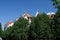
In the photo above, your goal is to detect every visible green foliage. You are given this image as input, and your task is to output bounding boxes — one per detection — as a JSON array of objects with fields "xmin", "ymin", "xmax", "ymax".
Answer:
[
  {"xmin": 52, "ymin": 0, "xmax": 60, "ymax": 40},
  {"xmin": 28, "ymin": 17, "xmax": 36, "ymax": 40},
  {"xmin": 2, "ymin": 13, "xmax": 55, "ymax": 40},
  {"xmin": 54, "ymin": 13, "xmax": 60, "ymax": 40},
  {"xmin": 28, "ymin": 13, "xmax": 53, "ymax": 40},
  {"xmin": 3, "ymin": 17, "xmax": 29, "ymax": 40},
  {"xmin": 52, "ymin": 0, "xmax": 60, "ymax": 9},
  {"xmin": 36, "ymin": 13, "xmax": 53, "ymax": 40},
  {"xmin": 0, "ymin": 0, "xmax": 60, "ymax": 40},
  {"xmin": 0, "ymin": 23, "xmax": 3, "ymax": 37},
  {"xmin": 56, "ymin": 9, "xmax": 60, "ymax": 17}
]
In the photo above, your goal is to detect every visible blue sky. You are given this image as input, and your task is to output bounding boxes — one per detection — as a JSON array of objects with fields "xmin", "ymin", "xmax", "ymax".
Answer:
[{"xmin": 0, "ymin": 0, "xmax": 57, "ymax": 30}]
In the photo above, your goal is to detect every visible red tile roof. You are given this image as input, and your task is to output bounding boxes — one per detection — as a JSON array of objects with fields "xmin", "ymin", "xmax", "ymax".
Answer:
[{"xmin": 5, "ymin": 21, "xmax": 12, "ymax": 27}]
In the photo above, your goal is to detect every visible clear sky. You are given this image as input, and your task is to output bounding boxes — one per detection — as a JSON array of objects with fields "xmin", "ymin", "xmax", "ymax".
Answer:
[{"xmin": 0, "ymin": 0, "xmax": 57, "ymax": 30}]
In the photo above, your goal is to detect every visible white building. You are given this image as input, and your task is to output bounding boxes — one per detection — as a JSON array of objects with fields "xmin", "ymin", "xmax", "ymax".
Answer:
[{"xmin": 47, "ymin": 12, "xmax": 55, "ymax": 18}]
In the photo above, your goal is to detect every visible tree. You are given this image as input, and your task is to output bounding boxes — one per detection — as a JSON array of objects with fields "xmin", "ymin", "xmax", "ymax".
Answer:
[
  {"xmin": 3, "ymin": 17, "xmax": 29, "ymax": 40},
  {"xmin": 36, "ymin": 13, "xmax": 53, "ymax": 40},
  {"xmin": 52, "ymin": 0, "xmax": 60, "ymax": 9},
  {"xmin": 28, "ymin": 13, "xmax": 53, "ymax": 40},
  {"xmin": 52, "ymin": 0, "xmax": 60, "ymax": 16},
  {"xmin": 52, "ymin": 0, "xmax": 60, "ymax": 40},
  {"xmin": 28, "ymin": 17, "xmax": 36, "ymax": 40},
  {"xmin": 0, "ymin": 23, "xmax": 2, "ymax": 37},
  {"xmin": 13, "ymin": 17, "xmax": 29, "ymax": 40}
]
